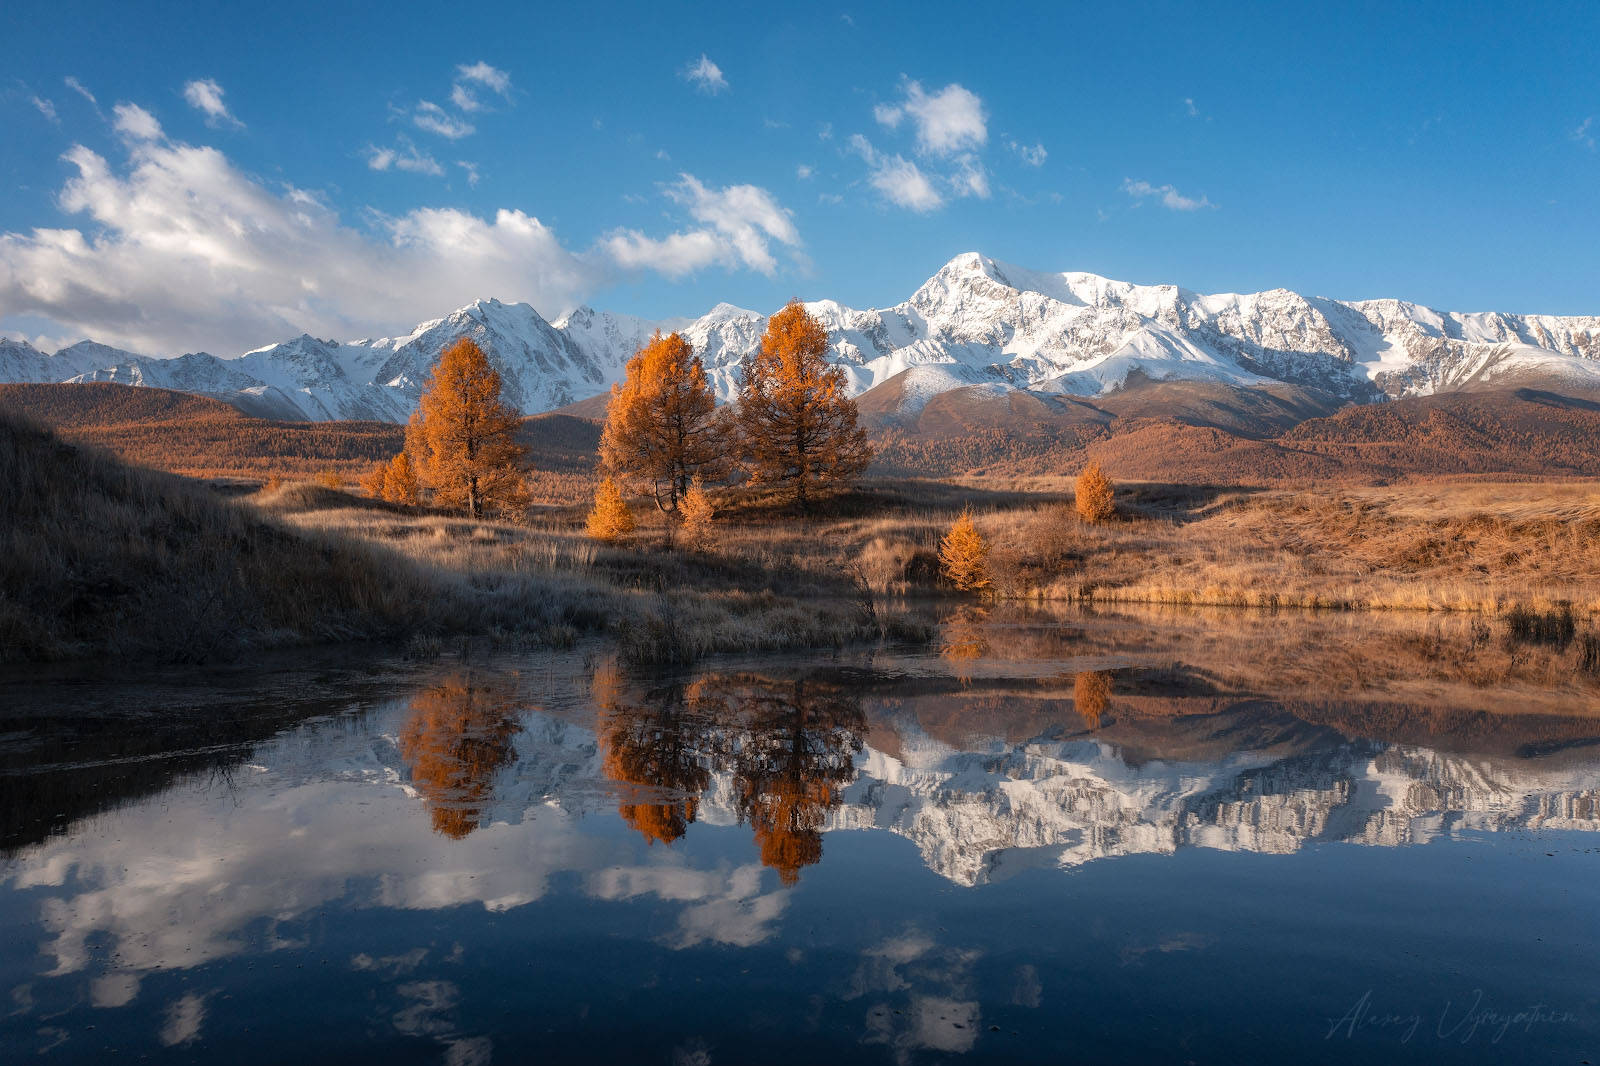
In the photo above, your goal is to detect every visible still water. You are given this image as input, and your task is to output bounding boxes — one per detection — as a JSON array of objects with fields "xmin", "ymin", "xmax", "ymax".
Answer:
[{"xmin": 2, "ymin": 608, "xmax": 1598, "ymax": 1063}]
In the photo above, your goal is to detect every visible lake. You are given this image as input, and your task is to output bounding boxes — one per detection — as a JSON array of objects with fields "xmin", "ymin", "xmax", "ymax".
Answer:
[{"xmin": 3, "ymin": 606, "xmax": 1598, "ymax": 1064}]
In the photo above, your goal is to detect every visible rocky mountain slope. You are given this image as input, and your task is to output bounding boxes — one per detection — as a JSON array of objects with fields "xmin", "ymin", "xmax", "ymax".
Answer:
[{"xmin": 4, "ymin": 253, "xmax": 1599, "ymax": 422}]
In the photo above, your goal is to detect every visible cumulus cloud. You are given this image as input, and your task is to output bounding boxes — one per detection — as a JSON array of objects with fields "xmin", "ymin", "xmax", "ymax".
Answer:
[
  {"xmin": 602, "ymin": 173, "xmax": 799, "ymax": 278},
  {"xmin": 796, "ymin": 164, "xmax": 814, "ymax": 180},
  {"xmin": 1184, "ymin": 97, "xmax": 1200, "ymax": 118},
  {"xmin": 849, "ymin": 135, "xmax": 944, "ymax": 212},
  {"xmin": 1122, "ymin": 178, "xmax": 1215, "ymax": 211},
  {"xmin": 873, "ymin": 79, "xmax": 986, "ymax": 157},
  {"xmin": 112, "ymin": 102, "xmax": 162, "ymax": 141},
  {"xmin": 1005, "ymin": 138, "xmax": 1046, "ymax": 167},
  {"xmin": 413, "ymin": 100, "xmax": 474, "ymax": 140},
  {"xmin": 450, "ymin": 62, "xmax": 512, "ymax": 113},
  {"xmin": 31, "ymin": 96, "xmax": 58, "ymax": 123},
  {"xmin": 682, "ymin": 54, "xmax": 728, "ymax": 94},
  {"xmin": 456, "ymin": 161, "xmax": 480, "ymax": 186},
  {"xmin": 0, "ymin": 132, "xmax": 606, "ymax": 356},
  {"xmin": 183, "ymin": 79, "xmax": 243, "ymax": 128}
]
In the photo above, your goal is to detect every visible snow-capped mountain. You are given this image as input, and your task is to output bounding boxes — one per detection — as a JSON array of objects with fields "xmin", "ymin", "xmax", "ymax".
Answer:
[{"xmin": 4, "ymin": 252, "xmax": 1599, "ymax": 422}]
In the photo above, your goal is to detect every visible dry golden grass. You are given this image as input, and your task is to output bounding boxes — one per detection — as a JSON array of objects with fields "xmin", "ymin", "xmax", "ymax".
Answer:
[
  {"xmin": 914, "ymin": 477, "xmax": 1600, "ymax": 616},
  {"xmin": 262, "ymin": 483, "xmax": 932, "ymax": 667}
]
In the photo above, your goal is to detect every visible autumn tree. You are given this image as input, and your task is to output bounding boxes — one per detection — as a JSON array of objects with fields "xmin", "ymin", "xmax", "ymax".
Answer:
[
  {"xmin": 359, "ymin": 461, "xmax": 388, "ymax": 499},
  {"xmin": 735, "ymin": 300, "xmax": 870, "ymax": 509},
  {"xmin": 1076, "ymin": 459, "xmax": 1115, "ymax": 523},
  {"xmin": 361, "ymin": 451, "xmax": 420, "ymax": 504},
  {"xmin": 939, "ymin": 509, "xmax": 992, "ymax": 593},
  {"xmin": 383, "ymin": 450, "xmax": 420, "ymax": 504},
  {"xmin": 586, "ymin": 476, "xmax": 636, "ymax": 542},
  {"xmin": 677, "ymin": 477, "xmax": 715, "ymax": 551},
  {"xmin": 408, "ymin": 337, "xmax": 528, "ymax": 518},
  {"xmin": 600, "ymin": 331, "xmax": 728, "ymax": 512}
]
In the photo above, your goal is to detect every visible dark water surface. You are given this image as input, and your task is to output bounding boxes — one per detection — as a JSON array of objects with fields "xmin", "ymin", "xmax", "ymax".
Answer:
[{"xmin": 3, "ymin": 609, "xmax": 1598, "ymax": 1064}]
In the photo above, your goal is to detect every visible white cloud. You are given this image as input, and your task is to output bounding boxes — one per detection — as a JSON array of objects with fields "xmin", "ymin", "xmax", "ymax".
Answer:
[
  {"xmin": 31, "ymin": 96, "xmax": 58, "ymax": 123},
  {"xmin": 818, "ymin": 121, "xmax": 833, "ymax": 142},
  {"xmin": 413, "ymin": 101, "xmax": 474, "ymax": 140},
  {"xmin": 849, "ymin": 135, "xmax": 944, "ymax": 212},
  {"xmin": 1573, "ymin": 117, "xmax": 1595, "ymax": 151},
  {"xmin": 602, "ymin": 173, "xmax": 799, "ymax": 278},
  {"xmin": 796, "ymin": 164, "xmax": 814, "ymax": 180},
  {"xmin": 1122, "ymin": 178, "xmax": 1215, "ymax": 211},
  {"xmin": 949, "ymin": 154, "xmax": 989, "ymax": 199},
  {"xmin": 182, "ymin": 79, "xmax": 243, "ymax": 128},
  {"xmin": 63, "ymin": 76, "xmax": 101, "ymax": 113},
  {"xmin": 112, "ymin": 103, "xmax": 163, "ymax": 141},
  {"xmin": 0, "ymin": 132, "xmax": 604, "ymax": 356},
  {"xmin": 456, "ymin": 161, "xmax": 480, "ymax": 187},
  {"xmin": 682, "ymin": 54, "xmax": 728, "ymax": 94},
  {"xmin": 450, "ymin": 62, "xmax": 512, "ymax": 113},
  {"xmin": 1005, "ymin": 138, "xmax": 1047, "ymax": 167},
  {"xmin": 366, "ymin": 138, "xmax": 443, "ymax": 176},
  {"xmin": 1184, "ymin": 97, "xmax": 1200, "ymax": 118},
  {"xmin": 456, "ymin": 61, "xmax": 511, "ymax": 95},
  {"xmin": 875, "ymin": 79, "xmax": 986, "ymax": 157}
]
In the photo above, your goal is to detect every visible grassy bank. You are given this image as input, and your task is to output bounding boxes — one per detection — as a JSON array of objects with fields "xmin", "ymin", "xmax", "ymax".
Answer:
[
  {"xmin": 0, "ymin": 413, "xmax": 925, "ymax": 664},
  {"xmin": 598, "ymin": 476, "xmax": 1599, "ymax": 617},
  {"xmin": 8, "ymin": 400, "xmax": 1597, "ymax": 666}
]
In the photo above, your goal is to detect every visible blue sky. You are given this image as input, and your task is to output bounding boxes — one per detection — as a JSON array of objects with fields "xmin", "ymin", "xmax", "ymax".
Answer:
[{"xmin": 2, "ymin": 0, "xmax": 1597, "ymax": 357}]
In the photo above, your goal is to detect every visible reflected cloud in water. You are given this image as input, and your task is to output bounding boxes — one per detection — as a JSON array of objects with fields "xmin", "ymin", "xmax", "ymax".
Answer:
[{"xmin": 4, "ymin": 607, "xmax": 1600, "ymax": 1061}]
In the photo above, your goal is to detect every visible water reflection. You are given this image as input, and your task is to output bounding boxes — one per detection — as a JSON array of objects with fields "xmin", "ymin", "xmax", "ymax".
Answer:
[
  {"xmin": 4, "ymin": 608, "xmax": 1600, "ymax": 1063},
  {"xmin": 1074, "ymin": 670, "xmax": 1110, "ymax": 728},
  {"xmin": 698, "ymin": 675, "xmax": 865, "ymax": 885},
  {"xmin": 399, "ymin": 672, "xmax": 523, "ymax": 839},
  {"xmin": 597, "ymin": 669, "xmax": 866, "ymax": 883},
  {"xmin": 596, "ymin": 664, "xmax": 710, "ymax": 846}
]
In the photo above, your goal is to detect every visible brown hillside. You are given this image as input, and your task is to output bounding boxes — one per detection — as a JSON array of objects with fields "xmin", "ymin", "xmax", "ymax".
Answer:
[
  {"xmin": 0, "ymin": 383, "xmax": 605, "ymax": 492},
  {"xmin": 0, "ymin": 383, "xmax": 403, "ymax": 480}
]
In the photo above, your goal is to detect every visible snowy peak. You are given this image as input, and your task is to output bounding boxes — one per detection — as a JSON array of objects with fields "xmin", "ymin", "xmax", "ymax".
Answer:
[{"xmin": 4, "ymin": 254, "xmax": 1599, "ymax": 422}]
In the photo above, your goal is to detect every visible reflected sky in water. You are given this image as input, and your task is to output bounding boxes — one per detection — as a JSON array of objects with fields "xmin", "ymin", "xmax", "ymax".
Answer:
[{"xmin": 3, "ymin": 608, "xmax": 1599, "ymax": 1063}]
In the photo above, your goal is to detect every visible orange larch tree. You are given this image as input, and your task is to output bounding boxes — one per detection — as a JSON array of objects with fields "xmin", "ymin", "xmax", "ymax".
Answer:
[
  {"xmin": 408, "ymin": 337, "xmax": 528, "ymax": 518},
  {"xmin": 1075, "ymin": 459, "xmax": 1115, "ymax": 523},
  {"xmin": 734, "ymin": 300, "xmax": 870, "ymax": 509},
  {"xmin": 599, "ymin": 330, "xmax": 728, "ymax": 512}
]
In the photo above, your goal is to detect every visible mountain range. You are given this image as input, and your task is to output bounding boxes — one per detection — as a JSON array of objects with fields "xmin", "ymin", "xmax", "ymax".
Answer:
[{"xmin": 4, "ymin": 252, "xmax": 1599, "ymax": 424}]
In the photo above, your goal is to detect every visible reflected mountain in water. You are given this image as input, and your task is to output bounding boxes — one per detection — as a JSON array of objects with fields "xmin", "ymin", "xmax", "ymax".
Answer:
[{"xmin": 384, "ymin": 663, "xmax": 1600, "ymax": 888}]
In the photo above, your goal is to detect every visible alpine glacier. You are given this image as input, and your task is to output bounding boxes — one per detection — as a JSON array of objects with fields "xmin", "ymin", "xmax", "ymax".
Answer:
[{"xmin": 4, "ymin": 252, "xmax": 1599, "ymax": 422}]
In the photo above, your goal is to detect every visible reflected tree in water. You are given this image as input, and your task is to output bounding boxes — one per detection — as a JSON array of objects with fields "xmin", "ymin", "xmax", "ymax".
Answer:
[
  {"xmin": 398, "ymin": 672, "xmax": 524, "ymax": 839},
  {"xmin": 594, "ymin": 661, "xmax": 712, "ymax": 846},
  {"xmin": 939, "ymin": 607, "xmax": 992, "ymax": 685},
  {"xmin": 692, "ymin": 675, "xmax": 867, "ymax": 885},
  {"xmin": 1075, "ymin": 671, "xmax": 1111, "ymax": 729}
]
